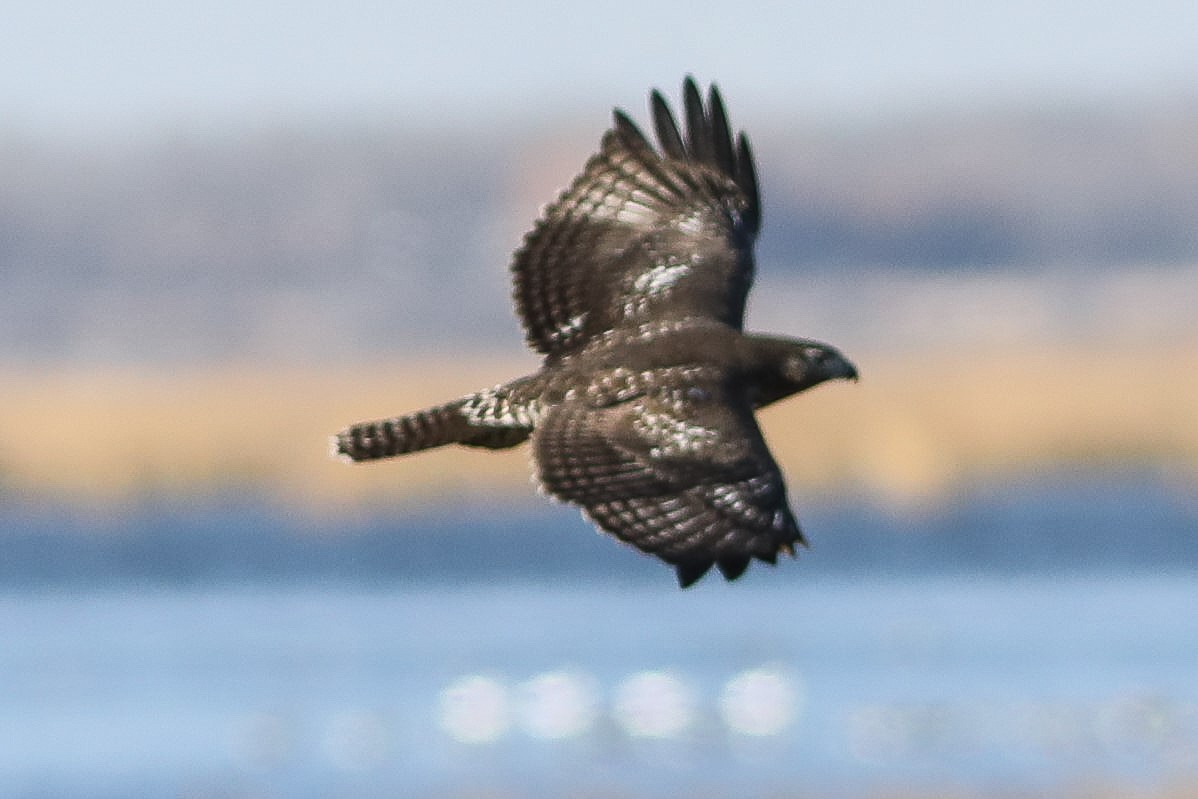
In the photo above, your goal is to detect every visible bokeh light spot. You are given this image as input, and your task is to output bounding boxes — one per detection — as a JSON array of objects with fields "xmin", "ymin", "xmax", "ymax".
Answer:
[
  {"xmin": 438, "ymin": 675, "xmax": 511, "ymax": 744},
  {"xmin": 719, "ymin": 666, "xmax": 803, "ymax": 737},
  {"xmin": 518, "ymin": 670, "xmax": 600, "ymax": 740},
  {"xmin": 612, "ymin": 670, "xmax": 696, "ymax": 739}
]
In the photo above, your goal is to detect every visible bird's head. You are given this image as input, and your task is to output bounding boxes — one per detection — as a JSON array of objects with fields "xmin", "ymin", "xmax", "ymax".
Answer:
[
  {"xmin": 749, "ymin": 336, "xmax": 857, "ymax": 408},
  {"xmin": 786, "ymin": 341, "xmax": 858, "ymax": 388}
]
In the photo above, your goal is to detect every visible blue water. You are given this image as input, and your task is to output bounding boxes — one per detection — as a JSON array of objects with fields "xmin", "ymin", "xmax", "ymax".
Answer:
[
  {"xmin": 2, "ymin": 471, "xmax": 1196, "ymax": 797},
  {"xmin": 3, "ymin": 576, "xmax": 1196, "ymax": 798}
]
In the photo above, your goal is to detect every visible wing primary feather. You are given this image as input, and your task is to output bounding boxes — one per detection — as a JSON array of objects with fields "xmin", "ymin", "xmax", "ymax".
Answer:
[
  {"xmin": 736, "ymin": 133, "xmax": 762, "ymax": 235},
  {"xmin": 716, "ymin": 556, "xmax": 751, "ymax": 581},
  {"xmin": 676, "ymin": 560, "xmax": 714, "ymax": 588},
  {"xmin": 608, "ymin": 119, "xmax": 691, "ymax": 203},
  {"xmin": 682, "ymin": 77, "xmax": 714, "ymax": 166},
  {"xmin": 650, "ymin": 90, "xmax": 687, "ymax": 161},
  {"xmin": 612, "ymin": 110, "xmax": 650, "ymax": 149},
  {"xmin": 621, "ymin": 109, "xmax": 703, "ymax": 201},
  {"xmin": 707, "ymin": 84, "xmax": 737, "ymax": 176}
]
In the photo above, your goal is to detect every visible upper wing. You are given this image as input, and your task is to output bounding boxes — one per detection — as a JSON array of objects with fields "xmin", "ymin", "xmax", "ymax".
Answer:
[
  {"xmin": 511, "ymin": 77, "xmax": 761, "ymax": 361},
  {"xmin": 531, "ymin": 381, "xmax": 803, "ymax": 587}
]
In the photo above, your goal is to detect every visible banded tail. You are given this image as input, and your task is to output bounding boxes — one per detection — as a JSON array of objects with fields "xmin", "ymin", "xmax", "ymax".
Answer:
[{"xmin": 333, "ymin": 396, "xmax": 531, "ymax": 462}]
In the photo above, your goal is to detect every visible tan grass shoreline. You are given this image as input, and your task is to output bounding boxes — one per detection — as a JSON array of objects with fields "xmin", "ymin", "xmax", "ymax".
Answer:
[{"xmin": 2, "ymin": 340, "xmax": 1195, "ymax": 513}]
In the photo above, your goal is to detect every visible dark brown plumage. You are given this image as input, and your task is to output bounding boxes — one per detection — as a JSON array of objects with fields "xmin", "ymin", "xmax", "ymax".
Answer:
[{"xmin": 334, "ymin": 77, "xmax": 857, "ymax": 587}]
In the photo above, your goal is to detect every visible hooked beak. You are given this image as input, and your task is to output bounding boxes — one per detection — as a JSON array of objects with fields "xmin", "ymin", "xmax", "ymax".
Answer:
[{"xmin": 832, "ymin": 353, "xmax": 859, "ymax": 382}]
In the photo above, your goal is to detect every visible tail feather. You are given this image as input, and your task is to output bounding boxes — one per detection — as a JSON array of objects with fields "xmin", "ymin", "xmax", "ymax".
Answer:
[
  {"xmin": 334, "ymin": 400, "xmax": 473, "ymax": 462},
  {"xmin": 333, "ymin": 397, "xmax": 530, "ymax": 462}
]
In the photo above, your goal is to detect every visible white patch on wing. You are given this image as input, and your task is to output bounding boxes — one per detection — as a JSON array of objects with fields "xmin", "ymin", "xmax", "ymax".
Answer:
[
  {"xmin": 613, "ymin": 202, "xmax": 657, "ymax": 226},
  {"xmin": 634, "ymin": 262, "xmax": 690, "ymax": 296},
  {"xmin": 550, "ymin": 313, "xmax": 586, "ymax": 347},
  {"xmin": 708, "ymin": 474, "xmax": 780, "ymax": 529},
  {"xmin": 579, "ymin": 169, "xmax": 660, "ymax": 228},
  {"xmin": 633, "ymin": 403, "xmax": 721, "ymax": 461},
  {"xmin": 675, "ymin": 209, "xmax": 707, "ymax": 235},
  {"xmin": 623, "ymin": 261, "xmax": 691, "ymax": 318}
]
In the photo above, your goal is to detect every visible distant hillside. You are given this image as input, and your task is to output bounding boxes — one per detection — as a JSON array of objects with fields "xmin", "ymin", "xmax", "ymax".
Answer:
[
  {"xmin": 2, "ymin": 97, "xmax": 1198, "ymax": 364},
  {"xmin": 757, "ymin": 100, "xmax": 1198, "ymax": 270}
]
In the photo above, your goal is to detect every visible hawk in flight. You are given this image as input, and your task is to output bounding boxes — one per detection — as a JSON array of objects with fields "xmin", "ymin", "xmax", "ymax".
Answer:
[{"xmin": 334, "ymin": 78, "xmax": 857, "ymax": 587}]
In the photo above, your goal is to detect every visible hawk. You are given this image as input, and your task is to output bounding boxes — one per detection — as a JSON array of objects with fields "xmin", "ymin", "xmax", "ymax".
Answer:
[{"xmin": 334, "ymin": 78, "xmax": 857, "ymax": 587}]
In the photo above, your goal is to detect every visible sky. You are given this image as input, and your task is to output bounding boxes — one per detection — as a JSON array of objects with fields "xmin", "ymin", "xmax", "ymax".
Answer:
[{"xmin": 5, "ymin": 0, "xmax": 1198, "ymax": 138}]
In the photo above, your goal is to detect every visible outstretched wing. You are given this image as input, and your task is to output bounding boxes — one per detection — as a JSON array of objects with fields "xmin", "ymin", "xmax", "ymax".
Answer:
[
  {"xmin": 512, "ymin": 77, "xmax": 761, "ymax": 361},
  {"xmin": 531, "ymin": 382, "xmax": 803, "ymax": 587}
]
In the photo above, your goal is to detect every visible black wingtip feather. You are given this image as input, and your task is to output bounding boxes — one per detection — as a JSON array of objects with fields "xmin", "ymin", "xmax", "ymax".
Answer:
[
  {"xmin": 682, "ymin": 77, "xmax": 713, "ymax": 166},
  {"xmin": 736, "ymin": 133, "xmax": 761, "ymax": 234},
  {"xmin": 612, "ymin": 109, "xmax": 650, "ymax": 148},
  {"xmin": 716, "ymin": 557, "xmax": 751, "ymax": 581},
  {"xmin": 675, "ymin": 560, "xmax": 713, "ymax": 588},
  {"xmin": 707, "ymin": 84, "xmax": 737, "ymax": 176},
  {"xmin": 650, "ymin": 90, "xmax": 687, "ymax": 160},
  {"xmin": 610, "ymin": 78, "xmax": 762, "ymax": 240}
]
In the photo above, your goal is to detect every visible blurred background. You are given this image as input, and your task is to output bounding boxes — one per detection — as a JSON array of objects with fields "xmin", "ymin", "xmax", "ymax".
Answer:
[{"xmin": 2, "ymin": 1, "xmax": 1197, "ymax": 797}]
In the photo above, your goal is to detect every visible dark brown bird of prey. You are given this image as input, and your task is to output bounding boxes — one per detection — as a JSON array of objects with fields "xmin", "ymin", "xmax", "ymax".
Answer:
[{"xmin": 334, "ymin": 78, "xmax": 857, "ymax": 587}]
